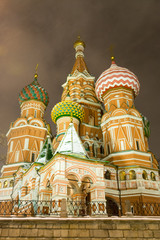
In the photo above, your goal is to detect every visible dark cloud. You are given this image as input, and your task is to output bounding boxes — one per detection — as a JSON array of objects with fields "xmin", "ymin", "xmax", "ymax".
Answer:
[{"xmin": 0, "ymin": 0, "xmax": 160, "ymax": 164}]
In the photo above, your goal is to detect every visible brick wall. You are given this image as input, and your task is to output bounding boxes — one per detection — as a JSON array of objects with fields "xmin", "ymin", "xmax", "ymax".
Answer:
[{"xmin": 0, "ymin": 217, "xmax": 160, "ymax": 239}]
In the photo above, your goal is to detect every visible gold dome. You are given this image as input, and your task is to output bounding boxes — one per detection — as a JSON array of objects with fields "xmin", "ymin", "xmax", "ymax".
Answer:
[{"xmin": 74, "ymin": 36, "xmax": 85, "ymax": 49}]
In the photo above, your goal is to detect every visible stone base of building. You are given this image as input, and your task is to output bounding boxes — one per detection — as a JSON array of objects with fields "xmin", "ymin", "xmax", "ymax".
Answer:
[{"xmin": 0, "ymin": 217, "xmax": 160, "ymax": 239}]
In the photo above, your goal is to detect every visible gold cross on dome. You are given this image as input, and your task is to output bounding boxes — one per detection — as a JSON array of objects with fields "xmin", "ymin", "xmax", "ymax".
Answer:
[
  {"xmin": 35, "ymin": 64, "xmax": 39, "ymax": 74},
  {"xmin": 109, "ymin": 44, "xmax": 115, "ymax": 60}
]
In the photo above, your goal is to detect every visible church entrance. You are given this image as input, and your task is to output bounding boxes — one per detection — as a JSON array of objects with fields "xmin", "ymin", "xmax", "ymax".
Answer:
[{"xmin": 106, "ymin": 197, "xmax": 119, "ymax": 216}]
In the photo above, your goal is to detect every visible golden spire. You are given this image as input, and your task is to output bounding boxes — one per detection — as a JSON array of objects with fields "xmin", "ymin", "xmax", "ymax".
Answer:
[
  {"xmin": 74, "ymin": 36, "xmax": 85, "ymax": 49},
  {"xmin": 109, "ymin": 45, "xmax": 115, "ymax": 64},
  {"xmin": 34, "ymin": 64, "xmax": 38, "ymax": 78},
  {"xmin": 71, "ymin": 36, "xmax": 89, "ymax": 74}
]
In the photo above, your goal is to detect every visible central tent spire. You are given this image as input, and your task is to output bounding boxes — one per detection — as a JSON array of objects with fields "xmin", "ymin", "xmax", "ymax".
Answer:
[{"xmin": 71, "ymin": 36, "xmax": 89, "ymax": 74}]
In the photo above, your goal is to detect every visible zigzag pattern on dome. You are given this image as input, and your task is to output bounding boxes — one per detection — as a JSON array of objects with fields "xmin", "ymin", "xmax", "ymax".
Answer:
[
  {"xmin": 18, "ymin": 77, "xmax": 49, "ymax": 106},
  {"xmin": 95, "ymin": 63, "xmax": 140, "ymax": 102},
  {"xmin": 51, "ymin": 100, "xmax": 84, "ymax": 123}
]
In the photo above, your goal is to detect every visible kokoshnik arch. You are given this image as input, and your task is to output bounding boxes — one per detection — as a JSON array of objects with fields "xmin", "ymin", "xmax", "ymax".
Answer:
[{"xmin": 0, "ymin": 37, "xmax": 159, "ymax": 216}]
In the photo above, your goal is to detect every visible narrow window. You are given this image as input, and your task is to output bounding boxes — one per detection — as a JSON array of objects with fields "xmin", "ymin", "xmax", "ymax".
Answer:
[
  {"xmin": 89, "ymin": 115, "xmax": 94, "ymax": 126},
  {"xmin": 24, "ymin": 138, "xmax": 29, "ymax": 150},
  {"xmin": 92, "ymin": 144, "xmax": 97, "ymax": 157},
  {"xmin": 31, "ymin": 153, "xmax": 35, "ymax": 162},
  {"xmin": 117, "ymin": 100, "xmax": 120, "ymax": 108},
  {"xmin": 10, "ymin": 141, "xmax": 13, "ymax": 152},
  {"xmin": 120, "ymin": 140, "xmax": 125, "ymax": 150},
  {"xmin": 15, "ymin": 151, "xmax": 19, "ymax": 162},
  {"xmin": 26, "ymin": 109, "xmax": 28, "ymax": 117},
  {"xmin": 129, "ymin": 170, "xmax": 136, "ymax": 180},
  {"xmin": 10, "ymin": 180, "xmax": 14, "ymax": 187},
  {"xmin": 119, "ymin": 171, "xmax": 126, "ymax": 181},
  {"xmin": 34, "ymin": 110, "xmax": 37, "ymax": 118},
  {"xmin": 100, "ymin": 145, "xmax": 104, "ymax": 154},
  {"xmin": 64, "ymin": 122, "xmax": 66, "ymax": 129},
  {"xmin": 3, "ymin": 180, "xmax": 8, "ymax": 188},
  {"xmin": 107, "ymin": 144, "xmax": 110, "ymax": 155},
  {"xmin": 136, "ymin": 141, "xmax": 139, "ymax": 150},
  {"xmin": 127, "ymin": 100, "xmax": 129, "ymax": 107},
  {"xmin": 142, "ymin": 170, "xmax": 148, "ymax": 180},
  {"xmin": 131, "ymin": 206, "xmax": 134, "ymax": 214},
  {"xmin": 150, "ymin": 172, "xmax": 156, "ymax": 181},
  {"xmin": 104, "ymin": 170, "xmax": 111, "ymax": 180},
  {"xmin": 108, "ymin": 103, "xmax": 110, "ymax": 111}
]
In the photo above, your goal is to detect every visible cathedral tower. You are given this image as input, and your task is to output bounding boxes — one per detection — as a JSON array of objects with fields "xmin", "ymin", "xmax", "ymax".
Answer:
[
  {"xmin": 95, "ymin": 57, "xmax": 158, "ymax": 169},
  {"xmin": 2, "ymin": 72, "xmax": 50, "ymax": 177},
  {"xmin": 61, "ymin": 37, "xmax": 104, "ymax": 159}
]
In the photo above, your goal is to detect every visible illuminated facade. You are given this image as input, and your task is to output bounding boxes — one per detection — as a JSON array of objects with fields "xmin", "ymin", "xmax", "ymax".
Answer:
[{"xmin": 0, "ymin": 38, "xmax": 159, "ymax": 215}]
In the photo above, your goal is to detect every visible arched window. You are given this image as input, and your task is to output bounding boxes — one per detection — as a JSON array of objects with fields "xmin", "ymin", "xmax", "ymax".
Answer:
[
  {"xmin": 142, "ymin": 170, "xmax": 148, "ymax": 180},
  {"xmin": 136, "ymin": 140, "xmax": 140, "ymax": 150},
  {"xmin": 150, "ymin": 172, "xmax": 156, "ymax": 181},
  {"xmin": 31, "ymin": 152, "xmax": 35, "ymax": 162},
  {"xmin": 84, "ymin": 142, "xmax": 90, "ymax": 151},
  {"xmin": 119, "ymin": 171, "xmax": 126, "ymax": 181},
  {"xmin": 3, "ymin": 180, "xmax": 8, "ymax": 188},
  {"xmin": 34, "ymin": 110, "xmax": 37, "ymax": 118},
  {"xmin": 46, "ymin": 180, "xmax": 51, "ymax": 188},
  {"xmin": 104, "ymin": 170, "xmax": 111, "ymax": 180},
  {"xmin": 129, "ymin": 170, "xmax": 136, "ymax": 180},
  {"xmin": 107, "ymin": 144, "xmax": 110, "ymax": 155},
  {"xmin": 92, "ymin": 144, "xmax": 97, "ymax": 157},
  {"xmin": 100, "ymin": 145, "xmax": 104, "ymax": 155},
  {"xmin": 10, "ymin": 180, "xmax": 14, "ymax": 187},
  {"xmin": 89, "ymin": 115, "xmax": 94, "ymax": 126}
]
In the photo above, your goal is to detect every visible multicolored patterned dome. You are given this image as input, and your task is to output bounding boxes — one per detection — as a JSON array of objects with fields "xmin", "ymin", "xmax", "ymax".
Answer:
[
  {"xmin": 51, "ymin": 100, "xmax": 84, "ymax": 123},
  {"xmin": 95, "ymin": 59, "xmax": 140, "ymax": 102},
  {"xmin": 18, "ymin": 75, "xmax": 49, "ymax": 106}
]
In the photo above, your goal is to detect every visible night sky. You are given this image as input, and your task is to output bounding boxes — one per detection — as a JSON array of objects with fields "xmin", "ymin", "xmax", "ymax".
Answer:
[{"xmin": 0, "ymin": 0, "xmax": 160, "ymax": 167}]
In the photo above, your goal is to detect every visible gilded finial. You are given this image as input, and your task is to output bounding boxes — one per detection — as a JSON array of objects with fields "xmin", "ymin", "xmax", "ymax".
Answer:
[
  {"xmin": 109, "ymin": 45, "xmax": 115, "ymax": 63},
  {"xmin": 74, "ymin": 36, "xmax": 85, "ymax": 49},
  {"xmin": 34, "ymin": 64, "xmax": 38, "ymax": 78}
]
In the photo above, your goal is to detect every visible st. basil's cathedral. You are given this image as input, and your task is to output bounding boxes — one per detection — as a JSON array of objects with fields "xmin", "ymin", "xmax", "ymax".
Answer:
[{"xmin": 0, "ymin": 37, "xmax": 159, "ymax": 216}]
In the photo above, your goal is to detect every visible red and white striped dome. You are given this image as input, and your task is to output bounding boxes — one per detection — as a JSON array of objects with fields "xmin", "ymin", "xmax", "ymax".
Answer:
[{"xmin": 95, "ymin": 60, "xmax": 140, "ymax": 102}]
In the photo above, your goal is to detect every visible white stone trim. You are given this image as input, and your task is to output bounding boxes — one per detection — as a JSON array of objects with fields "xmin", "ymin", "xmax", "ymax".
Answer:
[
  {"xmin": 103, "ymin": 150, "xmax": 151, "ymax": 161},
  {"xmin": 8, "ymin": 135, "xmax": 45, "ymax": 145},
  {"xmin": 101, "ymin": 114, "xmax": 142, "ymax": 127},
  {"xmin": 30, "ymin": 119, "xmax": 44, "ymax": 127},
  {"xmin": 6, "ymin": 125, "xmax": 47, "ymax": 137},
  {"xmin": 81, "ymin": 123, "xmax": 101, "ymax": 129}
]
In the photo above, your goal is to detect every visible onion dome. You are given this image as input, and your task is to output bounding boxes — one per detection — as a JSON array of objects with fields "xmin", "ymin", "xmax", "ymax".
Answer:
[
  {"xmin": 95, "ymin": 57, "xmax": 140, "ymax": 102},
  {"xmin": 18, "ymin": 74, "xmax": 49, "ymax": 106},
  {"xmin": 51, "ymin": 100, "xmax": 84, "ymax": 123}
]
